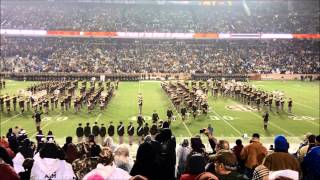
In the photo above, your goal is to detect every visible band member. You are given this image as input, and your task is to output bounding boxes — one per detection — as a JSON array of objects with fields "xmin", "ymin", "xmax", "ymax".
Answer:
[
  {"xmin": 117, "ymin": 122, "xmax": 125, "ymax": 144},
  {"xmin": 202, "ymin": 102, "xmax": 208, "ymax": 114},
  {"xmin": 50, "ymin": 96, "xmax": 55, "ymax": 111},
  {"xmin": 35, "ymin": 130, "xmax": 45, "ymax": 144},
  {"xmin": 167, "ymin": 109, "xmax": 173, "ymax": 122},
  {"xmin": 26, "ymin": 98, "xmax": 30, "ymax": 111},
  {"xmin": 152, "ymin": 110, "xmax": 159, "ymax": 123},
  {"xmin": 280, "ymin": 97, "xmax": 285, "ymax": 111},
  {"xmin": 99, "ymin": 124, "xmax": 106, "ymax": 144},
  {"xmin": 76, "ymin": 123, "xmax": 84, "ymax": 143},
  {"xmin": 84, "ymin": 123, "xmax": 91, "ymax": 142},
  {"xmin": 92, "ymin": 122, "xmax": 100, "ymax": 141},
  {"xmin": 275, "ymin": 98, "xmax": 280, "ymax": 113},
  {"xmin": 0, "ymin": 96, "xmax": 4, "ymax": 112},
  {"xmin": 87, "ymin": 98, "xmax": 93, "ymax": 114},
  {"xmin": 60, "ymin": 97, "xmax": 65, "ymax": 112},
  {"xmin": 138, "ymin": 93, "xmax": 143, "ymax": 115},
  {"xmin": 46, "ymin": 131, "xmax": 54, "ymax": 142},
  {"xmin": 144, "ymin": 123, "xmax": 150, "ymax": 137},
  {"xmin": 108, "ymin": 121, "xmax": 115, "ymax": 140},
  {"xmin": 256, "ymin": 97, "xmax": 261, "ymax": 111},
  {"xmin": 74, "ymin": 97, "xmax": 79, "ymax": 114},
  {"xmin": 127, "ymin": 122, "xmax": 134, "ymax": 145},
  {"xmin": 263, "ymin": 111, "xmax": 269, "ymax": 130},
  {"xmin": 43, "ymin": 99, "xmax": 49, "ymax": 114},
  {"xmin": 5, "ymin": 97, "xmax": 10, "ymax": 114},
  {"xmin": 181, "ymin": 106, "xmax": 187, "ymax": 121},
  {"xmin": 33, "ymin": 110, "xmax": 42, "ymax": 131},
  {"xmin": 137, "ymin": 124, "xmax": 144, "ymax": 145},
  {"xmin": 18, "ymin": 98, "xmax": 25, "ymax": 113},
  {"xmin": 268, "ymin": 95, "xmax": 273, "ymax": 111},
  {"xmin": 192, "ymin": 103, "xmax": 197, "ymax": 118},
  {"xmin": 137, "ymin": 115, "xmax": 145, "ymax": 127},
  {"xmin": 288, "ymin": 98, "xmax": 293, "ymax": 113},
  {"xmin": 99, "ymin": 98, "xmax": 105, "ymax": 111},
  {"xmin": 12, "ymin": 96, "xmax": 17, "ymax": 111},
  {"xmin": 54, "ymin": 96, "xmax": 58, "ymax": 109},
  {"xmin": 150, "ymin": 123, "xmax": 158, "ymax": 139}
]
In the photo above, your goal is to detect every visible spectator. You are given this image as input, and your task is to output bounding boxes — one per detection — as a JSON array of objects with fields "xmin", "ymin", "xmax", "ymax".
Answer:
[
  {"xmin": 102, "ymin": 136, "xmax": 117, "ymax": 152},
  {"xmin": 114, "ymin": 144, "xmax": 134, "ymax": 173},
  {"xmin": 297, "ymin": 134, "xmax": 316, "ymax": 162},
  {"xmin": 240, "ymin": 133, "xmax": 267, "ymax": 179},
  {"xmin": 301, "ymin": 145, "xmax": 320, "ymax": 180},
  {"xmin": 62, "ymin": 136, "xmax": 78, "ymax": 164},
  {"xmin": 83, "ymin": 147, "xmax": 132, "ymax": 180},
  {"xmin": 176, "ymin": 138, "xmax": 191, "ymax": 179},
  {"xmin": 30, "ymin": 142, "xmax": 76, "ymax": 180},
  {"xmin": 18, "ymin": 158, "xmax": 34, "ymax": 180},
  {"xmin": 263, "ymin": 135, "xmax": 300, "ymax": 173},
  {"xmin": 232, "ymin": 139, "xmax": 244, "ymax": 172},
  {"xmin": 180, "ymin": 153, "xmax": 208, "ymax": 180},
  {"xmin": 213, "ymin": 150, "xmax": 249, "ymax": 180},
  {"xmin": 0, "ymin": 146, "xmax": 19, "ymax": 180}
]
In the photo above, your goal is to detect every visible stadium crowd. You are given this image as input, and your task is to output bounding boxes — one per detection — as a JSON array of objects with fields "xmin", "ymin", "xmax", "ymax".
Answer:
[
  {"xmin": 1, "ymin": 1, "xmax": 319, "ymax": 33},
  {"xmin": 1, "ymin": 37, "xmax": 319, "ymax": 74},
  {"xmin": 0, "ymin": 123, "xmax": 319, "ymax": 180}
]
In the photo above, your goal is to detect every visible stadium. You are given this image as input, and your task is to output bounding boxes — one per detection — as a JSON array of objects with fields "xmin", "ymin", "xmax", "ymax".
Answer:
[{"xmin": 0, "ymin": 0, "xmax": 319, "ymax": 180}]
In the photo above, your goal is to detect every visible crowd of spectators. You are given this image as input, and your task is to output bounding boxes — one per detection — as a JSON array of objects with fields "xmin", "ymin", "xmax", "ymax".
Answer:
[
  {"xmin": 1, "ymin": 37, "xmax": 319, "ymax": 74},
  {"xmin": 1, "ymin": 1, "xmax": 319, "ymax": 33},
  {"xmin": 1, "ymin": 124, "xmax": 320, "ymax": 180}
]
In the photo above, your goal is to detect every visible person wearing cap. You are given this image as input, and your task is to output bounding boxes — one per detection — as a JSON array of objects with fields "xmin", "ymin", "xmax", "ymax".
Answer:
[
  {"xmin": 262, "ymin": 111, "xmax": 269, "ymax": 130},
  {"xmin": 84, "ymin": 123, "xmax": 91, "ymax": 142},
  {"xmin": 263, "ymin": 135, "xmax": 300, "ymax": 173},
  {"xmin": 143, "ymin": 123, "xmax": 149, "ymax": 137},
  {"xmin": 99, "ymin": 124, "xmax": 106, "ymax": 144},
  {"xmin": 150, "ymin": 122, "xmax": 158, "ymax": 139},
  {"xmin": 127, "ymin": 122, "xmax": 134, "ymax": 145},
  {"xmin": 138, "ymin": 93, "xmax": 143, "ymax": 115},
  {"xmin": 213, "ymin": 150, "xmax": 248, "ymax": 180},
  {"xmin": 76, "ymin": 123, "xmax": 84, "ymax": 143},
  {"xmin": 35, "ymin": 130, "xmax": 45, "ymax": 144},
  {"xmin": 240, "ymin": 133, "xmax": 267, "ymax": 179},
  {"xmin": 117, "ymin": 122, "xmax": 125, "ymax": 144},
  {"xmin": 108, "ymin": 121, "xmax": 115, "ymax": 140},
  {"xmin": 176, "ymin": 139, "xmax": 191, "ymax": 179},
  {"xmin": 152, "ymin": 110, "xmax": 159, "ymax": 123},
  {"xmin": 137, "ymin": 123, "xmax": 144, "ymax": 145},
  {"xmin": 46, "ymin": 131, "xmax": 54, "ymax": 142},
  {"xmin": 92, "ymin": 122, "xmax": 100, "ymax": 141}
]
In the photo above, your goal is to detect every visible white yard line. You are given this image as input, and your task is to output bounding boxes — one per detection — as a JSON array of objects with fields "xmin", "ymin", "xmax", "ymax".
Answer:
[
  {"xmin": 1, "ymin": 113, "xmax": 22, "ymax": 125},
  {"xmin": 95, "ymin": 113, "xmax": 102, "ymax": 123},
  {"xmin": 294, "ymin": 102, "xmax": 318, "ymax": 111},
  {"xmin": 211, "ymin": 109, "xmax": 243, "ymax": 136}
]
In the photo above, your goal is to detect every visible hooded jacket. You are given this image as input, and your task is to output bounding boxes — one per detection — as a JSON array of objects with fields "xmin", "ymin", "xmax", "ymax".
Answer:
[
  {"xmin": 30, "ymin": 158, "xmax": 75, "ymax": 180},
  {"xmin": 83, "ymin": 163, "xmax": 131, "ymax": 180}
]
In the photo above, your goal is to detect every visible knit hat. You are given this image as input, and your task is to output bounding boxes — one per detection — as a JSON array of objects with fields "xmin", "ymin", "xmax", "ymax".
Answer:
[
  {"xmin": 187, "ymin": 153, "xmax": 206, "ymax": 175},
  {"xmin": 274, "ymin": 135, "xmax": 289, "ymax": 152}
]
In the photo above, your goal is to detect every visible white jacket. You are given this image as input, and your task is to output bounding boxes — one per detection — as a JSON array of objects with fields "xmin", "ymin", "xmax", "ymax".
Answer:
[
  {"xmin": 13, "ymin": 152, "xmax": 25, "ymax": 173},
  {"xmin": 30, "ymin": 158, "xmax": 75, "ymax": 180},
  {"xmin": 83, "ymin": 163, "xmax": 131, "ymax": 180}
]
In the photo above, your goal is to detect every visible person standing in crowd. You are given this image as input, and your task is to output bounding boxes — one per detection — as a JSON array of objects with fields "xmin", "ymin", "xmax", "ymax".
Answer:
[
  {"xmin": 92, "ymin": 122, "xmax": 100, "ymax": 141},
  {"xmin": 263, "ymin": 111, "xmax": 269, "ymax": 130},
  {"xmin": 76, "ymin": 123, "xmax": 84, "ymax": 143},
  {"xmin": 263, "ymin": 135, "xmax": 300, "ymax": 173},
  {"xmin": 232, "ymin": 139, "xmax": 244, "ymax": 172},
  {"xmin": 84, "ymin": 123, "xmax": 91, "ymax": 142},
  {"xmin": 108, "ymin": 121, "xmax": 115, "ymax": 140},
  {"xmin": 99, "ymin": 123, "xmax": 106, "ymax": 144},
  {"xmin": 19, "ymin": 98, "xmax": 25, "ymax": 113},
  {"xmin": 62, "ymin": 136, "xmax": 78, "ymax": 164},
  {"xmin": 176, "ymin": 139, "xmax": 190, "ymax": 179},
  {"xmin": 150, "ymin": 122, "xmax": 158, "ymax": 139},
  {"xmin": 117, "ymin": 122, "xmax": 125, "ymax": 144},
  {"xmin": 152, "ymin": 110, "xmax": 159, "ymax": 123},
  {"xmin": 127, "ymin": 122, "xmax": 134, "ymax": 146},
  {"xmin": 241, "ymin": 133, "xmax": 267, "ymax": 179},
  {"xmin": 32, "ymin": 110, "xmax": 42, "ymax": 131},
  {"xmin": 137, "ymin": 115, "xmax": 145, "ymax": 127}
]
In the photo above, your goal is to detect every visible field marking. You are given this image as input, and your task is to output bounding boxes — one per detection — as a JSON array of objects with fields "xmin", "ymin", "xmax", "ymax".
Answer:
[
  {"xmin": 95, "ymin": 113, "xmax": 102, "ymax": 123},
  {"xmin": 1, "ymin": 113, "xmax": 22, "ymax": 125},
  {"xmin": 211, "ymin": 109, "xmax": 242, "ymax": 136},
  {"xmin": 290, "ymin": 113, "xmax": 320, "ymax": 127},
  {"xmin": 294, "ymin": 102, "xmax": 318, "ymax": 111}
]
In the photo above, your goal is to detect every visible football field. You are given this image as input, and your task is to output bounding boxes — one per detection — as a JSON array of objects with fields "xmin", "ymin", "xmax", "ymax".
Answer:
[{"xmin": 0, "ymin": 80, "xmax": 319, "ymax": 146}]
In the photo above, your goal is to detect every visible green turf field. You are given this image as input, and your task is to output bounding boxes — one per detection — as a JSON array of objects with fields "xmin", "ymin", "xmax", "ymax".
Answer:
[{"xmin": 0, "ymin": 80, "xmax": 319, "ymax": 145}]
